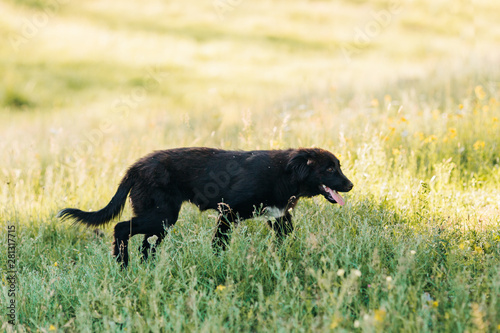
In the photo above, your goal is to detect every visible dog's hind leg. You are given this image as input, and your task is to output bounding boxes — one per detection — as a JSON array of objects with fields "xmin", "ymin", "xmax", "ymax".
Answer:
[
  {"xmin": 140, "ymin": 233, "xmax": 165, "ymax": 263},
  {"xmin": 113, "ymin": 221, "xmax": 132, "ymax": 268},
  {"xmin": 139, "ymin": 205, "xmax": 179, "ymax": 262},
  {"xmin": 114, "ymin": 203, "xmax": 181, "ymax": 267}
]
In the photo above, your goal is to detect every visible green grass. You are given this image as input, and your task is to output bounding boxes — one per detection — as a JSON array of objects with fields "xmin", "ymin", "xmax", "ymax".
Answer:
[{"xmin": 1, "ymin": 0, "xmax": 500, "ymax": 331}]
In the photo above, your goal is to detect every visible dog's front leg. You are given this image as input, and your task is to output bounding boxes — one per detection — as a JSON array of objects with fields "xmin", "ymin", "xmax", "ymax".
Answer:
[
  {"xmin": 212, "ymin": 206, "xmax": 238, "ymax": 252},
  {"xmin": 212, "ymin": 216, "xmax": 232, "ymax": 252},
  {"xmin": 267, "ymin": 211, "xmax": 294, "ymax": 239}
]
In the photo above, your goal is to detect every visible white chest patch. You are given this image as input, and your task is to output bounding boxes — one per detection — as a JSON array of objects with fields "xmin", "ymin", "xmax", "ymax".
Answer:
[{"xmin": 264, "ymin": 206, "xmax": 286, "ymax": 218}]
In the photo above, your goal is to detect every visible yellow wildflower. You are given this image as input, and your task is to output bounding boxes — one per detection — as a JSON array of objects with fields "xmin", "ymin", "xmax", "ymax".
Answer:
[
  {"xmin": 423, "ymin": 135, "xmax": 438, "ymax": 144},
  {"xmin": 49, "ymin": 325, "xmax": 57, "ymax": 331},
  {"xmin": 330, "ymin": 317, "xmax": 341, "ymax": 329},
  {"xmin": 448, "ymin": 128, "xmax": 457, "ymax": 139},
  {"xmin": 374, "ymin": 309, "xmax": 386, "ymax": 322},
  {"xmin": 54, "ymin": 262, "xmax": 58, "ymax": 267},
  {"xmin": 371, "ymin": 98, "xmax": 379, "ymax": 107},
  {"xmin": 473, "ymin": 140, "xmax": 485, "ymax": 150},
  {"xmin": 458, "ymin": 103, "xmax": 464, "ymax": 110},
  {"xmin": 474, "ymin": 85, "xmax": 486, "ymax": 100},
  {"xmin": 216, "ymin": 285, "xmax": 226, "ymax": 292},
  {"xmin": 432, "ymin": 301, "xmax": 439, "ymax": 308},
  {"xmin": 432, "ymin": 109, "xmax": 440, "ymax": 120}
]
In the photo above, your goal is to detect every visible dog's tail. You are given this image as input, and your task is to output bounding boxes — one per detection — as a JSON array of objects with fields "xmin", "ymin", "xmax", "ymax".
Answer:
[{"xmin": 57, "ymin": 167, "xmax": 136, "ymax": 226}]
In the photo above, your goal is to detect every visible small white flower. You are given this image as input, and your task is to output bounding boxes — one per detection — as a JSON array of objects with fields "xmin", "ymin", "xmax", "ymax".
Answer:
[
  {"xmin": 410, "ymin": 250, "xmax": 416, "ymax": 255},
  {"xmin": 354, "ymin": 320, "xmax": 360, "ymax": 328},
  {"xmin": 337, "ymin": 269, "xmax": 345, "ymax": 277},
  {"xmin": 386, "ymin": 276, "xmax": 392, "ymax": 282},
  {"xmin": 353, "ymin": 269, "xmax": 362, "ymax": 277},
  {"xmin": 147, "ymin": 235, "xmax": 159, "ymax": 245}
]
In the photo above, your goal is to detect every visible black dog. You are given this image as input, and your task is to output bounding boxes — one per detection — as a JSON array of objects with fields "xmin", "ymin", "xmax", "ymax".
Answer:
[{"xmin": 58, "ymin": 147, "xmax": 353, "ymax": 267}]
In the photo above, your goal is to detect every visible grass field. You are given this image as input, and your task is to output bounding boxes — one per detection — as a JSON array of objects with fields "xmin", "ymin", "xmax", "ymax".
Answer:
[{"xmin": 1, "ymin": 0, "xmax": 500, "ymax": 331}]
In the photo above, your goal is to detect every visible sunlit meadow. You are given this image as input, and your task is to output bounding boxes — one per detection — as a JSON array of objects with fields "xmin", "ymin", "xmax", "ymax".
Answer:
[{"xmin": 1, "ymin": 0, "xmax": 500, "ymax": 332}]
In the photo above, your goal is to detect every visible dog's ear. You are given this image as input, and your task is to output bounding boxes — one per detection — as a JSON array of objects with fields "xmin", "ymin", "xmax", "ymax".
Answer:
[{"xmin": 286, "ymin": 149, "xmax": 317, "ymax": 182}]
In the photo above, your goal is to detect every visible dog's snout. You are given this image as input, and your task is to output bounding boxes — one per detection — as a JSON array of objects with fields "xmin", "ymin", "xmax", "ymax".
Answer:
[{"xmin": 346, "ymin": 181, "xmax": 354, "ymax": 191}]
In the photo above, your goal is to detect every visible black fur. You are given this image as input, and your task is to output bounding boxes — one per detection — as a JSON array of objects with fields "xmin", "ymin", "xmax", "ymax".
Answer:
[{"xmin": 58, "ymin": 147, "xmax": 353, "ymax": 267}]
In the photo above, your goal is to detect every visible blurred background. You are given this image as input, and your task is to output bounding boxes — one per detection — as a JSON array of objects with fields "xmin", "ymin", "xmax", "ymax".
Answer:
[{"xmin": 1, "ymin": 0, "xmax": 499, "ymax": 217}]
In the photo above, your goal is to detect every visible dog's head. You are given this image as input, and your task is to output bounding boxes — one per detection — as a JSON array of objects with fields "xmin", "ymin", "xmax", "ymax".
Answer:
[{"xmin": 286, "ymin": 148, "xmax": 353, "ymax": 205}]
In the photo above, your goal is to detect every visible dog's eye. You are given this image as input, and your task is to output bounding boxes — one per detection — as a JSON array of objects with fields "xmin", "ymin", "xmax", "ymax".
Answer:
[{"xmin": 326, "ymin": 167, "xmax": 335, "ymax": 173}]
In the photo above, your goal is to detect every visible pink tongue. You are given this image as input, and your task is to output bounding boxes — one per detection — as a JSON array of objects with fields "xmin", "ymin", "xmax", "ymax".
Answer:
[{"xmin": 326, "ymin": 187, "xmax": 345, "ymax": 206}]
